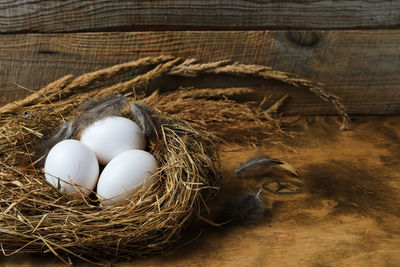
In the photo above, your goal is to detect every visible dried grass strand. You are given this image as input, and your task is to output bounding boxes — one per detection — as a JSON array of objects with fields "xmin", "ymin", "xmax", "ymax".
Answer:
[
  {"xmin": 0, "ymin": 75, "xmax": 74, "ymax": 113},
  {"xmin": 64, "ymin": 55, "xmax": 174, "ymax": 92},
  {"xmin": 1, "ymin": 57, "xmax": 349, "ymax": 129},
  {"xmin": 169, "ymin": 61, "xmax": 350, "ymax": 128}
]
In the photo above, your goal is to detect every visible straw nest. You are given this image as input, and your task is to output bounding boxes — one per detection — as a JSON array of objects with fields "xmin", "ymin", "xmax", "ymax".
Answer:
[{"xmin": 0, "ymin": 56, "xmax": 349, "ymax": 264}]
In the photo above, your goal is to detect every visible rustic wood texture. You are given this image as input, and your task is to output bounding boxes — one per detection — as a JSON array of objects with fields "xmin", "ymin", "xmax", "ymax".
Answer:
[
  {"xmin": 0, "ymin": 30, "xmax": 399, "ymax": 115},
  {"xmin": 0, "ymin": 1, "xmax": 399, "ymax": 33}
]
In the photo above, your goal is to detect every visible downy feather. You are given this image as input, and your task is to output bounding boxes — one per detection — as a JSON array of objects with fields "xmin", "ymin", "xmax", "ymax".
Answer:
[
  {"xmin": 130, "ymin": 102, "xmax": 161, "ymax": 144},
  {"xmin": 72, "ymin": 94, "xmax": 128, "ymax": 134},
  {"xmin": 217, "ymin": 187, "xmax": 264, "ymax": 226},
  {"xmin": 35, "ymin": 122, "xmax": 74, "ymax": 166},
  {"xmin": 235, "ymin": 155, "xmax": 299, "ymax": 178}
]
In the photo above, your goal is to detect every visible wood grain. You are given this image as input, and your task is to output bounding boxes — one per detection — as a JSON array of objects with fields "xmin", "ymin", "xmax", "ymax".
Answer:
[
  {"xmin": 0, "ymin": 1, "xmax": 399, "ymax": 33},
  {"xmin": 0, "ymin": 30, "xmax": 399, "ymax": 115}
]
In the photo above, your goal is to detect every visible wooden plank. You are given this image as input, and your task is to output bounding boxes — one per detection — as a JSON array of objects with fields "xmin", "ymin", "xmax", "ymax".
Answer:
[
  {"xmin": 0, "ymin": 1, "xmax": 399, "ymax": 33},
  {"xmin": 0, "ymin": 30, "xmax": 399, "ymax": 115}
]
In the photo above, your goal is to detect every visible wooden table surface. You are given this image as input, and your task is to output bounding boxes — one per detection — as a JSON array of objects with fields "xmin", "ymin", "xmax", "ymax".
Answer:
[{"xmin": 1, "ymin": 116, "xmax": 400, "ymax": 266}]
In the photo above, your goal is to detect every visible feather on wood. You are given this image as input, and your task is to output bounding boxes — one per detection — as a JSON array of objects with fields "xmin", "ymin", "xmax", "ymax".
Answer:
[{"xmin": 235, "ymin": 155, "xmax": 299, "ymax": 178}]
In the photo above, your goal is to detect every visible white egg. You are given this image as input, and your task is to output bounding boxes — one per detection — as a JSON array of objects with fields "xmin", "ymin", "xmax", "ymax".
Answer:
[
  {"xmin": 44, "ymin": 139, "xmax": 99, "ymax": 195},
  {"xmin": 97, "ymin": 150, "xmax": 159, "ymax": 206},
  {"xmin": 80, "ymin": 116, "xmax": 145, "ymax": 165}
]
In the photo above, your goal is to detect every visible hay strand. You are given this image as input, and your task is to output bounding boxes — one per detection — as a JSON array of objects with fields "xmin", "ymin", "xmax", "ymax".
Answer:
[
  {"xmin": 64, "ymin": 55, "xmax": 174, "ymax": 93},
  {"xmin": 1, "ymin": 56, "xmax": 349, "ymax": 129},
  {"xmin": 0, "ymin": 75, "xmax": 74, "ymax": 114},
  {"xmin": 169, "ymin": 61, "xmax": 350, "ymax": 128}
]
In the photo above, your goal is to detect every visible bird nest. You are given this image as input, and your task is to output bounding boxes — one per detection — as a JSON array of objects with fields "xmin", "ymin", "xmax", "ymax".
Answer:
[{"xmin": 0, "ymin": 56, "xmax": 349, "ymax": 264}]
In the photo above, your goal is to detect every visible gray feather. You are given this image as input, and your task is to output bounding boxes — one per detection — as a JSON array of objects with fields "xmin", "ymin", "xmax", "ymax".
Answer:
[
  {"xmin": 35, "ymin": 122, "xmax": 74, "ymax": 166},
  {"xmin": 234, "ymin": 156, "xmax": 284, "ymax": 179},
  {"xmin": 77, "ymin": 94, "xmax": 128, "ymax": 113},
  {"xmin": 218, "ymin": 187, "xmax": 264, "ymax": 226},
  {"xmin": 130, "ymin": 102, "xmax": 160, "ymax": 144},
  {"xmin": 72, "ymin": 95, "xmax": 128, "ymax": 134},
  {"xmin": 35, "ymin": 95, "xmax": 128, "ymax": 166}
]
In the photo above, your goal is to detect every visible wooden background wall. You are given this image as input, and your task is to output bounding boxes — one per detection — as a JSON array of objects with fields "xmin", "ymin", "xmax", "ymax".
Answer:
[{"xmin": 0, "ymin": 1, "xmax": 399, "ymax": 115}]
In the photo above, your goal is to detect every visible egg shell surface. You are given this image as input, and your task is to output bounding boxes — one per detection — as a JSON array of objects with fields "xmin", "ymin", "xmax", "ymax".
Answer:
[
  {"xmin": 80, "ymin": 116, "xmax": 145, "ymax": 165},
  {"xmin": 97, "ymin": 149, "xmax": 159, "ymax": 206},
  {"xmin": 44, "ymin": 139, "xmax": 99, "ymax": 195}
]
